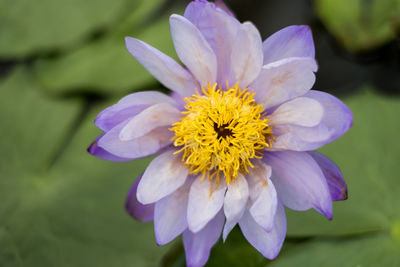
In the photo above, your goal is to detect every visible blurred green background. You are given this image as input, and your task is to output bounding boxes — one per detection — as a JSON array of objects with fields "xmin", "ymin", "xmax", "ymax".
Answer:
[{"xmin": 0, "ymin": 0, "xmax": 399, "ymax": 266}]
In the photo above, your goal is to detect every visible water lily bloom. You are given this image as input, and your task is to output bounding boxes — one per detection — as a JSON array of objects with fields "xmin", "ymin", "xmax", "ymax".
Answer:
[{"xmin": 88, "ymin": 0, "xmax": 352, "ymax": 266}]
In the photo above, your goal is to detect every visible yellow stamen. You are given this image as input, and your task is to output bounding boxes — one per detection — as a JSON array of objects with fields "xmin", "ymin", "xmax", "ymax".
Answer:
[{"xmin": 170, "ymin": 82, "xmax": 273, "ymax": 184}]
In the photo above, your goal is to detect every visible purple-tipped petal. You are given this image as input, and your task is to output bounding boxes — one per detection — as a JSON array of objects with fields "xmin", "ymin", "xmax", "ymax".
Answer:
[
  {"xmin": 270, "ymin": 97, "xmax": 323, "ymax": 127},
  {"xmin": 95, "ymin": 91, "xmax": 176, "ymax": 132},
  {"xmin": 222, "ymin": 175, "xmax": 249, "ymax": 241},
  {"xmin": 170, "ymin": 14, "xmax": 217, "ymax": 86},
  {"xmin": 262, "ymin": 25, "xmax": 315, "ymax": 65},
  {"xmin": 154, "ymin": 179, "xmax": 192, "ymax": 245},
  {"xmin": 230, "ymin": 22, "xmax": 263, "ymax": 88},
  {"xmin": 247, "ymin": 163, "xmax": 278, "ymax": 232},
  {"xmin": 126, "ymin": 175, "xmax": 154, "ymax": 222},
  {"xmin": 88, "ymin": 134, "xmax": 132, "ymax": 162},
  {"xmin": 183, "ymin": 210, "xmax": 225, "ymax": 267},
  {"xmin": 187, "ymin": 176, "xmax": 227, "ymax": 233},
  {"xmin": 125, "ymin": 37, "xmax": 199, "ymax": 97},
  {"xmin": 137, "ymin": 149, "xmax": 189, "ymax": 204},
  {"xmin": 239, "ymin": 201, "xmax": 286, "ymax": 260},
  {"xmin": 119, "ymin": 102, "xmax": 181, "ymax": 141},
  {"xmin": 271, "ymin": 90, "xmax": 353, "ymax": 151},
  {"xmin": 184, "ymin": 1, "xmax": 240, "ymax": 86},
  {"xmin": 97, "ymin": 121, "xmax": 173, "ymax": 159},
  {"xmin": 264, "ymin": 151, "xmax": 333, "ymax": 219},
  {"xmin": 308, "ymin": 151, "xmax": 348, "ymax": 201},
  {"xmin": 250, "ymin": 57, "xmax": 317, "ymax": 109}
]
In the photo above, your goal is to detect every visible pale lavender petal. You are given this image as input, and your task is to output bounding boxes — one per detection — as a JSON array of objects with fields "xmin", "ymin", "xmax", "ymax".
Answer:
[
  {"xmin": 183, "ymin": 210, "xmax": 225, "ymax": 267},
  {"xmin": 119, "ymin": 102, "xmax": 181, "ymax": 141},
  {"xmin": 271, "ymin": 90, "xmax": 353, "ymax": 151},
  {"xmin": 264, "ymin": 151, "xmax": 333, "ymax": 219},
  {"xmin": 270, "ymin": 97, "xmax": 323, "ymax": 127},
  {"xmin": 154, "ymin": 179, "xmax": 192, "ymax": 245},
  {"xmin": 222, "ymin": 175, "xmax": 249, "ymax": 241},
  {"xmin": 95, "ymin": 91, "xmax": 176, "ymax": 132},
  {"xmin": 262, "ymin": 25, "xmax": 315, "ymax": 65},
  {"xmin": 87, "ymin": 134, "xmax": 131, "ymax": 162},
  {"xmin": 247, "ymin": 163, "xmax": 278, "ymax": 232},
  {"xmin": 170, "ymin": 14, "xmax": 217, "ymax": 86},
  {"xmin": 215, "ymin": 0, "xmax": 235, "ymax": 17},
  {"xmin": 126, "ymin": 175, "xmax": 154, "ymax": 222},
  {"xmin": 251, "ymin": 57, "xmax": 317, "ymax": 109},
  {"xmin": 187, "ymin": 176, "xmax": 227, "ymax": 233},
  {"xmin": 97, "ymin": 121, "xmax": 173, "ymax": 159},
  {"xmin": 308, "ymin": 151, "xmax": 348, "ymax": 201},
  {"xmin": 125, "ymin": 37, "xmax": 199, "ymax": 97},
  {"xmin": 239, "ymin": 202, "xmax": 286, "ymax": 260},
  {"xmin": 137, "ymin": 149, "xmax": 189, "ymax": 204},
  {"xmin": 229, "ymin": 22, "xmax": 263, "ymax": 87},
  {"xmin": 184, "ymin": 1, "xmax": 240, "ymax": 86}
]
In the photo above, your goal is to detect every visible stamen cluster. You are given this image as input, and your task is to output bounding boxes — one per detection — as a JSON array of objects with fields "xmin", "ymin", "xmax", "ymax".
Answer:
[{"xmin": 171, "ymin": 83, "xmax": 273, "ymax": 183}]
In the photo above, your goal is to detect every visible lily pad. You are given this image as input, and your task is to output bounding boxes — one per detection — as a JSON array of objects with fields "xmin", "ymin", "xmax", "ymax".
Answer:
[
  {"xmin": 0, "ymin": 68, "xmax": 171, "ymax": 266},
  {"xmin": 315, "ymin": 0, "xmax": 400, "ymax": 52},
  {"xmin": 0, "ymin": 0, "xmax": 161, "ymax": 59},
  {"xmin": 33, "ymin": 6, "xmax": 178, "ymax": 96}
]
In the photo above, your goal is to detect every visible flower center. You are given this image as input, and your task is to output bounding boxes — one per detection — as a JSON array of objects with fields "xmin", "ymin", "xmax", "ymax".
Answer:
[{"xmin": 171, "ymin": 83, "xmax": 273, "ymax": 184}]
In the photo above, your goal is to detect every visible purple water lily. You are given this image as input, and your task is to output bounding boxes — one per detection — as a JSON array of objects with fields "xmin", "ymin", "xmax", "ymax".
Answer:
[{"xmin": 88, "ymin": 0, "xmax": 352, "ymax": 266}]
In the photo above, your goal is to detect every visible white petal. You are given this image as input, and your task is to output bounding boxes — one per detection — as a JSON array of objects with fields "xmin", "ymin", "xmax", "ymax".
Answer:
[
  {"xmin": 119, "ymin": 102, "xmax": 181, "ymax": 141},
  {"xmin": 270, "ymin": 97, "xmax": 323, "ymax": 127},
  {"xmin": 154, "ymin": 180, "xmax": 191, "ymax": 245},
  {"xmin": 239, "ymin": 202, "xmax": 286, "ymax": 260},
  {"xmin": 125, "ymin": 37, "xmax": 199, "ymax": 97},
  {"xmin": 230, "ymin": 22, "xmax": 263, "ymax": 87},
  {"xmin": 251, "ymin": 57, "xmax": 317, "ymax": 109},
  {"xmin": 222, "ymin": 175, "xmax": 249, "ymax": 241},
  {"xmin": 247, "ymin": 163, "xmax": 277, "ymax": 232},
  {"xmin": 137, "ymin": 149, "xmax": 189, "ymax": 204},
  {"xmin": 170, "ymin": 14, "xmax": 217, "ymax": 86},
  {"xmin": 187, "ymin": 176, "xmax": 227, "ymax": 233}
]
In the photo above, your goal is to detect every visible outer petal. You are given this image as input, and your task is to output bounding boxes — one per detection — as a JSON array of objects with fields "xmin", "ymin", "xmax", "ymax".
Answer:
[
  {"xmin": 154, "ymin": 179, "xmax": 192, "ymax": 245},
  {"xmin": 270, "ymin": 97, "xmax": 324, "ymax": 127},
  {"xmin": 125, "ymin": 174, "xmax": 154, "ymax": 222},
  {"xmin": 308, "ymin": 151, "xmax": 348, "ymax": 201},
  {"xmin": 137, "ymin": 149, "xmax": 189, "ymax": 204},
  {"xmin": 184, "ymin": 1, "xmax": 240, "ymax": 86},
  {"xmin": 247, "ymin": 163, "xmax": 278, "ymax": 232},
  {"xmin": 230, "ymin": 22, "xmax": 263, "ymax": 88},
  {"xmin": 95, "ymin": 91, "xmax": 177, "ymax": 132},
  {"xmin": 97, "ymin": 121, "xmax": 173, "ymax": 159},
  {"xmin": 125, "ymin": 37, "xmax": 199, "ymax": 97},
  {"xmin": 239, "ymin": 202, "xmax": 286, "ymax": 260},
  {"xmin": 170, "ymin": 14, "xmax": 217, "ymax": 86},
  {"xmin": 250, "ymin": 57, "xmax": 318, "ymax": 109},
  {"xmin": 183, "ymin": 210, "xmax": 225, "ymax": 267},
  {"xmin": 264, "ymin": 151, "xmax": 333, "ymax": 219},
  {"xmin": 271, "ymin": 90, "xmax": 353, "ymax": 151},
  {"xmin": 215, "ymin": 0, "xmax": 235, "ymax": 17},
  {"xmin": 187, "ymin": 176, "xmax": 227, "ymax": 233},
  {"xmin": 262, "ymin": 25, "xmax": 315, "ymax": 65},
  {"xmin": 119, "ymin": 102, "xmax": 181, "ymax": 141},
  {"xmin": 222, "ymin": 175, "xmax": 249, "ymax": 241},
  {"xmin": 88, "ymin": 133, "xmax": 131, "ymax": 162}
]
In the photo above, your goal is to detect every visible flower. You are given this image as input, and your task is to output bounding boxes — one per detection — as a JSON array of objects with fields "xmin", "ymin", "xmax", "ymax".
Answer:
[{"xmin": 88, "ymin": 0, "xmax": 352, "ymax": 266}]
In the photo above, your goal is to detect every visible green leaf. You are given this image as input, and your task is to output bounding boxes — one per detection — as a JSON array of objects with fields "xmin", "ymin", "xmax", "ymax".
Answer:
[
  {"xmin": 0, "ymin": 0, "xmax": 164, "ymax": 59},
  {"xmin": 269, "ymin": 232, "xmax": 400, "ymax": 267},
  {"xmin": 315, "ymin": 0, "xmax": 400, "ymax": 51},
  {"xmin": 0, "ymin": 68, "xmax": 171, "ymax": 266},
  {"xmin": 32, "ymin": 6, "xmax": 179, "ymax": 96}
]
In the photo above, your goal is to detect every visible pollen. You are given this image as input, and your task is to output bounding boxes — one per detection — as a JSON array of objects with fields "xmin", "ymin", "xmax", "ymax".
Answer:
[{"xmin": 171, "ymin": 82, "xmax": 273, "ymax": 184}]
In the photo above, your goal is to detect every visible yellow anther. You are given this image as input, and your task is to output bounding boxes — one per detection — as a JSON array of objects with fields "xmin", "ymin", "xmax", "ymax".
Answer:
[{"xmin": 171, "ymin": 82, "xmax": 273, "ymax": 184}]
